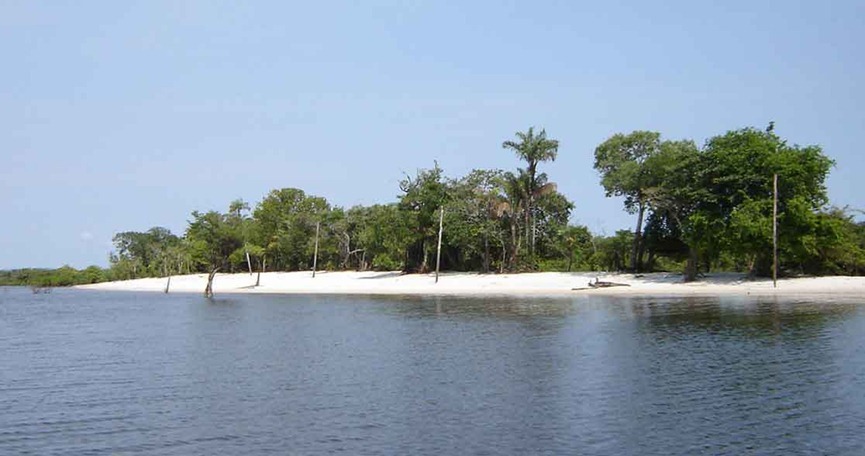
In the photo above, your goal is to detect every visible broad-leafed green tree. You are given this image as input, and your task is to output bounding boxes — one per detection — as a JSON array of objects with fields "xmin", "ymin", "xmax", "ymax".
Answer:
[
  {"xmin": 252, "ymin": 188, "xmax": 330, "ymax": 271},
  {"xmin": 110, "ymin": 227, "xmax": 181, "ymax": 279},
  {"xmin": 701, "ymin": 126, "xmax": 834, "ymax": 277},
  {"xmin": 353, "ymin": 204, "xmax": 411, "ymax": 270},
  {"xmin": 186, "ymin": 209, "xmax": 244, "ymax": 297},
  {"xmin": 399, "ymin": 163, "xmax": 450, "ymax": 272},
  {"xmin": 593, "ymin": 131, "xmax": 661, "ymax": 272},
  {"xmin": 641, "ymin": 139, "xmax": 705, "ymax": 280}
]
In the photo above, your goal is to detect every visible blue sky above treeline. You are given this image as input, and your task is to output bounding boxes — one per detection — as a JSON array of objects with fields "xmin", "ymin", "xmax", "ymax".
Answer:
[{"xmin": 2, "ymin": 0, "xmax": 863, "ymax": 268}]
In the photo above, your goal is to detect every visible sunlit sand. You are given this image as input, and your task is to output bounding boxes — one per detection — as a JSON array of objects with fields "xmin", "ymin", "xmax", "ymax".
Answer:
[{"xmin": 75, "ymin": 271, "xmax": 865, "ymax": 297}]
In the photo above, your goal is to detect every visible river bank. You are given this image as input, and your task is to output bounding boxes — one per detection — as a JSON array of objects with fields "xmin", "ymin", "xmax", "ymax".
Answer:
[{"xmin": 74, "ymin": 271, "xmax": 865, "ymax": 297}]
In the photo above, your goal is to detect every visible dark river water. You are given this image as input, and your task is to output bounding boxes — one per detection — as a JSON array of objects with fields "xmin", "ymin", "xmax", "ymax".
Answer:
[{"xmin": 2, "ymin": 287, "xmax": 864, "ymax": 455}]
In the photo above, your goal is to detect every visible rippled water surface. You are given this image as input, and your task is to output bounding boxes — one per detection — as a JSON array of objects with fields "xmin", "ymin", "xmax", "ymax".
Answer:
[{"xmin": 2, "ymin": 287, "xmax": 865, "ymax": 455}]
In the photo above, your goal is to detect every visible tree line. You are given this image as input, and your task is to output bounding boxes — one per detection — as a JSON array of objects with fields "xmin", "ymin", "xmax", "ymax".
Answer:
[
  {"xmin": 109, "ymin": 127, "xmax": 587, "ymax": 294},
  {"xmin": 3, "ymin": 125, "xmax": 862, "ymax": 288},
  {"xmin": 0, "ymin": 266, "xmax": 107, "ymax": 287},
  {"xmin": 595, "ymin": 125, "xmax": 865, "ymax": 280}
]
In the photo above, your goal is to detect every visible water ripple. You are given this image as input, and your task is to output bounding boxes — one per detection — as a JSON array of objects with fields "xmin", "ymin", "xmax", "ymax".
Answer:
[{"xmin": 1, "ymin": 290, "xmax": 864, "ymax": 454}]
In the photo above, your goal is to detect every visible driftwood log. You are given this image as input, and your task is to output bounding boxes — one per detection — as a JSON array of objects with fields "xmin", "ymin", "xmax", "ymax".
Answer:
[
  {"xmin": 588, "ymin": 280, "xmax": 630, "ymax": 288},
  {"xmin": 572, "ymin": 278, "xmax": 631, "ymax": 290}
]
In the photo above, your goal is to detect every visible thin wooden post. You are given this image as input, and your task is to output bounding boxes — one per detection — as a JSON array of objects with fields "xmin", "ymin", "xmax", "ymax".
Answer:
[
  {"xmin": 312, "ymin": 221, "xmax": 320, "ymax": 278},
  {"xmin": 163, "ymin": 264, "xmax": 170, "ymax": 294},
  {"xmin": 435, "ymin": 206, "xmax": 444, "ymax": 283},
  {"xmin": 773, "ymin": 173, "xmax": 778, "ymax": 288}
]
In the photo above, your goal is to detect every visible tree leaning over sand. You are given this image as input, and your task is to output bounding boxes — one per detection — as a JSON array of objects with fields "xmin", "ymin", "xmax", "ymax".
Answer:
[{"xmin": 186, "ymin": 209, "xmax": 244, "ymax": 298}]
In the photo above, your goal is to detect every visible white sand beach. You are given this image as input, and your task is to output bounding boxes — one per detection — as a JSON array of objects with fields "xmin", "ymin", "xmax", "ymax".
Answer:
[{"xmin": 75, "ymin": 271, "xmax": 865, "ymax": 298}]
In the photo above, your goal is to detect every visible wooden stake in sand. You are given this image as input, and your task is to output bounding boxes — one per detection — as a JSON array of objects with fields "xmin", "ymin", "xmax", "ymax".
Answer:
[
  {"xmin": 773, "ymin": 173, "xmax": 778, "ymax": 288},
  {"xmin": 312, "ymin": 221, "xmax": 320, "ymax": 278},
  {"xmin": 435, "ymin": 206, "xmax": 444, "ymax": 284}
]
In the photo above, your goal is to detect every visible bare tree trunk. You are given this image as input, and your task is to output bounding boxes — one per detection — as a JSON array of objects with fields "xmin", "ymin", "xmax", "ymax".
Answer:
[
  {"xmin": 246, "ymin": 251, "xmax": 253, "ymax": 275},
  {"xmin": 346, "ymin": 248, "xmax": 363, "ymax": 271},
  {"xmin": 746, "ymin": 255, "xmax": 757, "ymax": 276},
  {"xmin": 684, "ymin": 247, "xmax": 698, "ymax": 282},
  {"xmin": 510, "ymin": 222, "xmax": 518, "ymax": 269},
  {"xmin": 204, "ymin": 267, "xmax": 220, "ymax": 298},
  {"xmin": 341, "ymin": 233, "xmax": 351, "ymax": 269},
  {"xmin": 435, "ymin": 207, "xmax": 444, "ymax": 283},
  {"xmin": 524, "ymin": 205, "xmax": 531, "ymax": 257},
  {"xmin": 483, "ymin": 234, "xmax": 490, "ymax": 273},
  {"xmin": 773, "ymin": 173, "xmax": 778, "ymax": 288},
  {"xmin": 312, "ymin": 221, "xmax": 320, "ymax": 278},
  {"xmin": 163, "ymin": 263, "xmax": 170, "ymax": 293},
  {"xmin": 637, "ymin": 232, "xmax": 647, "ymax": 272},
  {"xmin": 500, "ymin": 238, "xmax": 506, "ymax": 273},
  {"xmin": 419, "ymin": 239, "xmax": 428, "ymax": 273},
  {"xmin": 631, "ymin": 201, "xmax": 645, "ymax": 272},
  {"xmin": 531, "ymin": 206, "xmax": 537, "ymax": 257}
]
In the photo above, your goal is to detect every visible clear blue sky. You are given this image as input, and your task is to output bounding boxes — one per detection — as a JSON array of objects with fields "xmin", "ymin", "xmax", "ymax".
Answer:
[{"xmin": 2, "ymin": 0, "xmax": 863, "ymax": 269}]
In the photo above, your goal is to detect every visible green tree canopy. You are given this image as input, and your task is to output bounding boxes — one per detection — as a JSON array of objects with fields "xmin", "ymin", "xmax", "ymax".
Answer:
[
  {"xmin": 399, "ymin": 163, "xmax": 450, "ymax": 272},
  {"xmin": 503, "ymin": 127, "xmax": 560, "ymax": 259},
  {"xmin": 110, "ymin": 227, "xmax": 181, "ymax": 279},
  {"xmin": 593, "ymin": 131, "xmax": 662, "ymax": 271},
  {"xmin": 252, "ymin": 188, "xmax": 331, "ymax": 271},
  {"xmin": 701, "ymin": 127, "xmax": 834, "ymax": 276}
]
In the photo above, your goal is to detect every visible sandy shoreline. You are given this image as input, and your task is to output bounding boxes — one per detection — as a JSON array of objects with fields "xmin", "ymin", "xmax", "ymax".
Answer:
[{"xmin": 74, "ymin": 271, "xmax": 865, "ymax": 298}]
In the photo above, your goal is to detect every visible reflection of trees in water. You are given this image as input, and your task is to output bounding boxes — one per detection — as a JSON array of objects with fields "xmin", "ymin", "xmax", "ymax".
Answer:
[
  {"xmin": 588, "ymin": 296, "xmax": 864, "ymax": 451},
  {"xmin": 375, "ymin": 295, "xmax": 581, "ymax": 321},
  {"xmin": 341, "ymin": 293, "xmax": 865, "ymax": 453},
  {"xmin": 331, "ymin": 294, "xmax": 863, "ymax": 339},
  {"xmin": 630, "ymin": 296, "xmax": 860, "ymax": 339},
  {"xmin": 361, "ymin": 293, "xmax": 862, "ymax": 343},
  {"xmin": 379, "ymin": 295, "xmax": 585, "ymax": 449}
]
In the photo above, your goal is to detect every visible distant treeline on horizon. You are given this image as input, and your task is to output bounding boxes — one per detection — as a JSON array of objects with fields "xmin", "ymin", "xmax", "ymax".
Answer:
[
  {"xmin": 7, "ymin": 125, "xmax": 864, "ymax": 287},
  {"xmin": 0, "ymin": 266, "xmax": 107, "ymax": 287}
]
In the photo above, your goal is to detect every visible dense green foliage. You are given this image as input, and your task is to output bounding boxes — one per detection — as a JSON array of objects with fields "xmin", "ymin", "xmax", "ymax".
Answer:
[
  {"xmin": 6, "ymin": 125, "xmax": 858, "ymax": 289},
  {"xmin": 593, "ymin": 130, "xmax": 662, "ymax": 271},
  {"xmin": 4, "ymin": 124, "xmax": 849, "ymax": 288},
  {"xmin": 0, "ymin": 266, "xmax": 108, "ymax": 287},
  {"xmin": 110, "ymin": 227, "xmax": 187, "ymax": 280},
  {"xmin": 98, "ymin": 125, "xmax": 859, "ymax": 282},
  {"xmin": 102, "ymin": 128, "xmax": 581, "ymax": 280},
  {"xmin": 595, "ymin": 125, "xmax": 864, "ymax": 280}
]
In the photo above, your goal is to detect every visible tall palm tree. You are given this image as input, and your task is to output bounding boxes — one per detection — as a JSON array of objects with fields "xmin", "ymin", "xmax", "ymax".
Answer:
[{"xmin": 502, "ymin": 127, "xmax": 559, "ymax": 255}]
